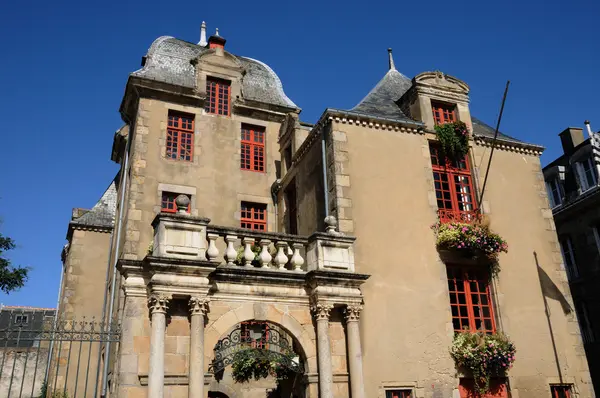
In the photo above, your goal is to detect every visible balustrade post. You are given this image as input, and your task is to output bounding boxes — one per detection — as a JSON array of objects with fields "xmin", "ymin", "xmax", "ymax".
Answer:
[
  {"xmin": 274, "ymin": 242, "xmax": 288, "ymax": 270},
  {"xmin": 311, "ymin": 301, "xmax": 334, "ymax": 398},
  {"xmin": 259, "ymin": 239, "xmax": 272, "ymax": 268},
  {"xmin": 189, "ymin": 297, "xmax": 209, "ymax": 398},
  {"xmin": 224, "ymin": 235, "xmax": 238, "ymax": 266},
  {"xmin": 242, "ymin": 237, "xmax": 255, "ymax": 267},
  {"xmin": 206, "ymin": 233, "xmax": 219, "ymax": 262},
  {"xmin": 147, "ymin": 294, "xmax": 169, "ymax": 398},
  {"xmin": 290, "ymin": 242, "xmax": 304, "ymax": 272}
]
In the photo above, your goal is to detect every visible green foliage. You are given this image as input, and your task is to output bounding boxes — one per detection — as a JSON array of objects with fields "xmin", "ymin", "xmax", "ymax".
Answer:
[
  {"xmin": 450, "ymin": 331, "xmax": 516, "ymax": 396},
  {"xmin": 432, "ymin": 221, "xmax": 507, "ymax": 276},
  {"xmin": 231, "ymin": 349, "xmax": 295, "ymax": 384},
  {"xmin": 37, "ymin": 381, "xmax": 70, "ymax": 398},
  {"xmin": 234, "ymin": 244, "xmax": 262, "ymax": 266},
  {"xmin": 434, "ymin": 121, "xmax": 469, "ymax": 161},
  {"xmin": 0, "ymin": 232, "xmax": 29, "ymax": 294}
]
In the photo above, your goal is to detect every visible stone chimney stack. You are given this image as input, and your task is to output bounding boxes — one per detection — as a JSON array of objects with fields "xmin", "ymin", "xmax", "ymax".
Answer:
[{"xmin": 559, "ymin": 127, "xmax": 585, "ymax": 155}]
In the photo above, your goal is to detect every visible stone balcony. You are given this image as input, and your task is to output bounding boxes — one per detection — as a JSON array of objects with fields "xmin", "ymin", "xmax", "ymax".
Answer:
[{"xmin": 150, "ymin": 196, "xmax": 357, "ymax": 275}]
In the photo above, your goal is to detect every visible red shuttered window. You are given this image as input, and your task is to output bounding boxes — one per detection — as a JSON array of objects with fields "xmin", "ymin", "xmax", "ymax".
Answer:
[
  {"xmin": 161, "ymin": 192, "xmax": 190, "ymax": 213},
  {"xmin": 447, "ymin": 266, "xmax": 496, "ymax": 334},
  {"xmin": 241, "ymin": 125, "xmax": 265, "ymax": 172},
  {"xmin": 240, "ymin": 202, "xmax": 267, "ymax": 231},
  {"xmin": 459, "ymin": 379, "xmax": 508, "ymax": 397},
  {"xmin": 386, "ymin": 391, "xmax": 412, "ymax": 398},
  {"xmin": 205, "ymin": 77, "xmax": 231, "ymax": 116},
  {"xmin": 551, "ymin": 385, "xmax": 572, "ymax": 398},
  {"xmin": 240, "ymin": 321, "xmax": 269, "ymax": 349},
  {"xmin": 430, "ymin": 145, "xmax": 477, "ymax": 223},
  {"xmin": 166, "ymin": 112, "xmax": 194, "ymax": 161},
  {"xmin": 432, "ymin": 101, "xmax": 456, "ymax": 125}
]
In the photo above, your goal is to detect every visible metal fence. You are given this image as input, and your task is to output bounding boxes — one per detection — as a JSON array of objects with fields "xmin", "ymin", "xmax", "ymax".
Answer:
[{"xmin": 0, "ymin": 310, "xmax": 120, "ymax": 398}]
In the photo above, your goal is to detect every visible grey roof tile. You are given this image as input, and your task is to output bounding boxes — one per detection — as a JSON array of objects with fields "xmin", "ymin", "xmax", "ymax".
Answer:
[
  {"xmin": 131, "ymin": 36, "xmax": 297, "ymax": 109},
  {"xmin": 71, "ymin": 177, "xmax": 117, "ymax": 229},
  {"xmin": 350, "ymin": 69, "xmax": 414, "ymax": 123}
]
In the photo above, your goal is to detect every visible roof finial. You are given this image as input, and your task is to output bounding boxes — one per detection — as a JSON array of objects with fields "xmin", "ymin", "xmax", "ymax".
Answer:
[
  {"xmin": 198, "ymin": 21, "xmax": 207, "ymax": 46},
  {"xmin": 215, "ymin": 28, "xmax": 220, "ymax": 37},
  {"xmin": 388, "ymin": 48, "xmax": 396, "ymax": 71}
]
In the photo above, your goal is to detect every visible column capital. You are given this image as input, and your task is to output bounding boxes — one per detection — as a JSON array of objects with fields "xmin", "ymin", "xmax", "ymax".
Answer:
[
  {"xmin": 311, "ymin": 302, "xmax": 333, "ymax": 321},
  {"xmin": 189, "ymin": 296, "xmax": 209, "ymax": 316},
  {"xmin": 148, "ymin": 294, "xmax": 170, "ymax": 314},
  {"xmin": 344, "ymin": 304, "xmax": 363, "ymax": 323}
]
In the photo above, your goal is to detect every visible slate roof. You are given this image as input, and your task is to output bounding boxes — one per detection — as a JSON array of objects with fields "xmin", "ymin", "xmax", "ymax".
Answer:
[
  {"xmin": 70, "ymin": 177, "xmax": 118, "ymax": 229},
  {"xmin": 350, "ymin": 68, "xmax": 415, "ymax": 124},
  {"xmin": 349, "ymin": 67, "xmax": 536, "ymax": 147},
  {"xmin": 131, "ymin": 36, "xmax": 297, "ymax": 109}
]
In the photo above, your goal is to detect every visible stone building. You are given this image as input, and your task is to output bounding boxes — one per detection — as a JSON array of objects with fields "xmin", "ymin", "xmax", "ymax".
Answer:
[
  {"xmin": 56, "ymin": 23, "xmax": 595, "ymax": 398},
  {"xmin": 543, "ymin": 122, "xmax": 600, "ymax": 395}
]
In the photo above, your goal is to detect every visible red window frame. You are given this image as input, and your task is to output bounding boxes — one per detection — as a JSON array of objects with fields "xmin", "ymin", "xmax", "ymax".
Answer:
[
  {"xmin": 240, "ymin": 321, "xmax": 269, "ymax": 349},
  {"xmin": 432, "ymin": 101, "xmax": 457, "ymax": 125},
  {"xmin": 459, "ymin": 379, "xmax": 508, "ymax": 397},
  {"xmin": 241, "ymin": 125, "xmax": 266, "ymax": 172},
  {"xmin": 161, "ymin": 192, "xmax": 190, "ymax": 213},
  {"xmin": 430, "ymin": 145, "xmax": 478, "ymax": 223},
  {"xmin": 386, "ymin": 390, "xmax": 412, "ymax": 398},
  {"xmin": 205, "ymin": 77, "xmax": 231, "ymax": 116},
  {"xmin": 447, "ymin": 266, "xmax": 496, "ymax": 334},
  {"xmin": 240, "ymin": 202, "xmax": 267, "ymax": 231},
  {"xmin": 551, "ymin": 385, "xmax": 572, "ymax": 398},
  {"xmin": 166, "ymin": 111, "xmax": 194, "ymax": 161}
]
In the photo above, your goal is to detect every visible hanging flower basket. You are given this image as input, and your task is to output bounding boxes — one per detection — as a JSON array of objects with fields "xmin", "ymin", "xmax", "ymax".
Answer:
[
  {"xmin": 431, "ymin": 221, "xmax": 507, "ymax": 276},
  {"xmin": 231, "ymin": 349, "xmax": 295, "ymax": 384},
  {"xmin": 450, "ymin": 332, "xmax": 516, "ymax": 396},
  {"xmin": 434, "ymin": 121, "xmax": 469, "ymax": 161}
]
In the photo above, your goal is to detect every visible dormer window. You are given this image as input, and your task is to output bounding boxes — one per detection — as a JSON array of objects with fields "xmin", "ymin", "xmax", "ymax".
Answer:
[
  {"xmin": 545, "ymin": 178, "xmax": 563, "ymax": 208},
  {"xmin": 205, "ymin": 77, "xmax": 231, "ymax": 116},
  {"xmin": 574, "ymin": 157, "xmax": 597, "ymax": 192},
  {"xmin": 432, "ymin": 101, "xmax": 456, "ymax": 125}
]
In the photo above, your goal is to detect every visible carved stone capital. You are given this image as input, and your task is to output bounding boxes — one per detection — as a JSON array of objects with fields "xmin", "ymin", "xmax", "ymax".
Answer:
[
  {"xmin": 311, "ymin": 302, "xmax": 333, "ymax": 321},
  {"xmin": 148, "ymin": 294, "xmax": 170, "ymax": 314},
  {"xmin": 189, "ymin": 296, "xmax": 209, "ymax": 316},
  {"xmin": 344, "ymin": 304, "xmax": 363, "ymax": 323}
]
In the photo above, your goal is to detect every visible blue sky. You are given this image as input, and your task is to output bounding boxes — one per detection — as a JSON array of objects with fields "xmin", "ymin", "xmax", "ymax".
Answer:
[{"xmin": 0, "ymin": 0, "xmax": 598, "ymax": 307}]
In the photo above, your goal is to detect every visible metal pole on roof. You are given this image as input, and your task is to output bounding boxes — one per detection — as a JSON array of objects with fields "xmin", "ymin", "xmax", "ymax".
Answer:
[{"xmin": 478, "ymin": 80, "xmax": 510, "ymax": 206}]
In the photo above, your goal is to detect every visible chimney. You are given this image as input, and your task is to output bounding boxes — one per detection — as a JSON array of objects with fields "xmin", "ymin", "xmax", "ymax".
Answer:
[
  {"xmin": 558, "ymin": 127, "xmax": 585, "ymax": 154},
  {"xmin": 585, "ymin": 120, "xmax": 594, "ymax": 138},
  {"xmin": 208, "ymin": 28, "xmax": 226, "ymax": 49},
  {"xmin": 198, "ymin": 21, "xmax": 207, "ymax": 47}
]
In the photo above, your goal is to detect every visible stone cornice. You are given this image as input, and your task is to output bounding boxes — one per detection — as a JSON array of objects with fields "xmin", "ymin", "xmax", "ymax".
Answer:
[
  {"xmin": 68, "ymin": 222, "xmax": 113, "ymax": 236},
  {"xmin": 144, "ymin": 255, "xmax": 218, "ymax": 277},
  {"xmin": 210, "ymin": 266, "xmax": 307, "ymax": 287},
  {"xmin": 474, "ymin": 135, "xmax": 545, "ymax": 156}
]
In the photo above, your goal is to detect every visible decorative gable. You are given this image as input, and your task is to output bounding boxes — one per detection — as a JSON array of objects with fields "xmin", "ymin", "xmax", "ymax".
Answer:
[{"xmin": 398, "ymin": 71, "xmax": 472, "ymax": 131}]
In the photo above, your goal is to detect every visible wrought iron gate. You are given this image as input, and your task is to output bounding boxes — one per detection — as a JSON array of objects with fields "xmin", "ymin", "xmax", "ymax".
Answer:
[{"xmin": 0, "ymin": 309, "xmax": 120, "ymax": 398}]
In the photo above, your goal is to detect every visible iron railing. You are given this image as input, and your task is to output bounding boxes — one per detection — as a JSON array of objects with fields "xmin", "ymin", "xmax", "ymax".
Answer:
[{"xmin": 0, "ymin": 309, "xmax": 119, "ymax": 398}]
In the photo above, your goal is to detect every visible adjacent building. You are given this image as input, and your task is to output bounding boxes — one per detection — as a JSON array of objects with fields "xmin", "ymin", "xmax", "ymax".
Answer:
[
  {"xmin": 543, "ymin": 122, "xmax": 600, "ymax": 394},
  {"xmin": 53, "ymin": 23, "xmax": 595, "ymax": 398}
]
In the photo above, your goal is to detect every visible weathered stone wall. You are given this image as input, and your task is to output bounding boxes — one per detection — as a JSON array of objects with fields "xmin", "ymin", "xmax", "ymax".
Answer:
[
  {"xmin": 0, "ymin": 348, "xmax": 48, "ymax": 398},
  {"xmin": 329, "ymin": 119, "xmax": 594, "ymax": 397},
  {"xmin": 121, "ymin": 97, "xmax": 284, "ymax": 263},
  {"xmin": 471, "ymin": 142, "xmax": 594, "ymax": 397}
]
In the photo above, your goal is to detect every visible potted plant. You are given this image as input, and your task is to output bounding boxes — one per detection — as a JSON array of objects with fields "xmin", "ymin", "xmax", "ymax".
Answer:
[
  {"xmin": 231, "ymin": 349, "xmax": 295, "ymax": 383},
  {"xmin": 450, "ymin": 331, "xmax": 516, "ymax": 396},
  {"xmin": 434, "ymin": 121, "xmax": 470, "ymax": 161},
  {"xmin": 431, "ymin": 220, "xmax": 508, "ymax": 276}
]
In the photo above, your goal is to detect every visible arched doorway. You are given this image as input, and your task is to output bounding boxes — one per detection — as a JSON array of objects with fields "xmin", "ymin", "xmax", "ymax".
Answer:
[
  {"xmin": 208, "ymin": 392, "xmax": 230, "ymax": 398},
  {"xmin": 209, "ymin": 320, "xmax": 306, "ymax": 398}
]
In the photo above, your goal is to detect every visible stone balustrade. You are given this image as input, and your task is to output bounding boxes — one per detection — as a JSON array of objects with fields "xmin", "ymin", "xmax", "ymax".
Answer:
[
  {"xmin": 150, "ymin": 195, "xmax": 356, "ymax": 273},
  {"xmin": 205, "ymin": 225, "xmax": 309, "ymax": 272}
]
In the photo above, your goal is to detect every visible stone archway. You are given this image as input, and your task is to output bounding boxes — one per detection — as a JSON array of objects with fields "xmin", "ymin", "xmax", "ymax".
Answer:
[{"xmin": 209, "ymin": 320, "xmax": 307, "ymax": 398}]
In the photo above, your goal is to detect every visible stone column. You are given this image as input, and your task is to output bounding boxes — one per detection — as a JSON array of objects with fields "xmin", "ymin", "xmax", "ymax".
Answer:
[
  {"xmin": 148, "ymin": 294, "xmax": 169, "ymax": 398},
  {"xmin": 311, "ymin": 302, "xmax": 334, "ymax": 398},
  {"xmin": 345, "ymin": 305, "xmax": 366, "ymax": 398},
  {"xmin": 188, "ymin": 297, "xmax": 209, "ymax": 398}
]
